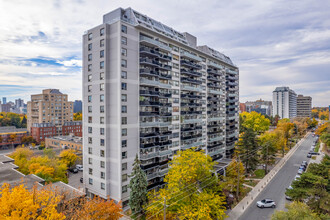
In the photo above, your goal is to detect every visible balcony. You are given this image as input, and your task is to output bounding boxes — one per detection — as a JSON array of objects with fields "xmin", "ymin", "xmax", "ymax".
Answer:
[
  {"xmin": 208, "ymin": 89, "xmax": 223, "ymax": 95},
  {"xmin": 158, "ymin": 73, "xmax": 172, "ymax": 80},
  {"xmin": 182, "ymin": 118, "xmax": 203, "ymax": 124},
  {"xmin": 227, "ymin": 82, "xmax": 238, "ymax": 87},
  {"xmin": 158, "ymin": 64, "xmax": 172, "ymax": 71},
  {"xmin": 140, "ymin": 121, "xmax": 160, "ymax": 127},
  {"xmin": 158, "ymin": 54, "xmax": 172, "ymax": 62},
  {"xmin": 140, "ymin": 131, "xmax": 159, "ymax": 138},
  {"xmin": 181, "ymin": 68, "xmax": 202, "ymax": 77},
  {"xmin": 181, "ymin": 125, "xmax": 202, "ymax": 132},
  {"xmin": 181, "ymin": 102, "xmax": 202, "ymax": 107},
  {"xmin": 140, "ymin": 46, "xmax": 160, "ymax": 57},
  {"xmin": 159, "ymin": 112, "xmax": 172, "ymax": 117},
  {"xmin": 227, "ymin": 116, "xmax": 237, "ymax": 121},
  {"xmin": 140, "ymin": 68, "xmax": 159, "ymax": 77},
  {"xmin": 140, "ymin": 111, "xmax": 158, "ymax": 116},
  {"xmin": 180, "ymin": 60, "xmax": 202, "ymax": 70},
  {"xmin": 207, "ymin": 69, "xmax": 222, "ymax": 76},
  {"xmin": 228, "ymin": 93, "xmax": 238, "ymax": 97},
  {"xmin": 158, "ymin": 82, "xmax": 171, "ymax": 88},
  {"xmin": 140, "ymin": 36, "xmax": 172, "ymax": 52},
  {"xmin": 208, "ymin": 116, "xmax": 224, "ymax": 122},
  {"xmin": 181, "ymin": 85, "xmax": 203, "ymax": 92},
  {"xmin": 140, "ymin": 101, "xmax": 160, "ymax": 106},
  {"xmin": 140, "ymin": 78, "xmax": 159, "ymax": 86},
  {"xmin": 227, "ymin": 131, "xmax": 239, "ymax": 138},
  {"xmin": 207, "ymin": 76, "xmax": 221, "ymax": 82},
  {"xmin": 181, "ymin": 111, "xmax": 202, "ymax": 115},
  {"xmin": 181, "ymin": 94, "xmax": 202, "ymax": 99},
  {"xmin": 181, "ymin": 77, "xmax": 202, "ymax": 85},
  {"xmin": 159, "ymin": 130, "xmax": 172, "ymax": 136},
  {"xmin": 159, "ymin": 102, "xmax": 172, "ymax": 107},
  {"xmin": 158, "ymin": 168, "xmax": 169, "ymax": 176},
  {"xmin": 159, "ymin": 92, "xmax": 172, "ymax": 98},
  {"xmin": 226, "ymin": 75, "xmax": 238, "ymax": 81},
  {"xmin": 208, "ymin": 61, "xmax": 223, "ymax": 70},
  {"xmin": 208, "ymin": 135, "xmax": 224, "ymax": 142},
  {"xmin": 140, "ymin": 90, "xmax": 159, "ymax": 96},
  {"xmin": 159, "ymin": 121, "xmax": 172, "ymax": 126},
  {"xmin": 181, "ymin": 141, "xmax": 204, "ymax": 150},
  {"xmin": 140, "ymin": 151, "xmax": 159, "ymax": 160},
  {"xmin": 226, "ymin": 69, "xmax": 238, "ymax": 75},
  {"xmin": 140, "ymin": 57, "xmax": 160, "ymax": 67},
  {"xmin": 147, "ymin": 172, "xmax": 159, "ymax": 180},
  {"xmin": 180, "ymin": 51, "xmax": 203, "ymax": 62},
  {"xmin": 159, "ymin": 149, "xmax": 172, "ymax": 156},
  {"xmin": 181, "ymin": 133, "xmax": 202, "ymax": 140},
  {"xmin": 208, "ymin": 83, "xmax": 222, "ymax": 89},
  {"xmin": 208, "ymin": 148, "xmax": 224, "ymax": 156}
]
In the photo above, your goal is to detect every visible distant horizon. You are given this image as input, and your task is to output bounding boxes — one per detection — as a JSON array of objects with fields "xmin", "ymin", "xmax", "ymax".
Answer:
[{"xmin": 0, "ymin": 1, "xmax": 329, "ymax": 106}]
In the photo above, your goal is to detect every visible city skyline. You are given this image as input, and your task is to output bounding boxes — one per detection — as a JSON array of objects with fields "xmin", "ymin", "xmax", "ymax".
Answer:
[{"xmin": 0, "ymin": 0, "xmax": 330, "ymax": 106}]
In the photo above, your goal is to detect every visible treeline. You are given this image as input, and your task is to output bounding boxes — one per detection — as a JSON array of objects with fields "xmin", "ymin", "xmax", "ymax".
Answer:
[
  {"xmin": 0, "ymin": 112, "xmax": 27, "ymax": 128},
  {"xmin": 312, "ymin": 107, "xmax": 329, "ymax": 120},
  {"xmin": 315, "ymin": 122, "xmax": 330, "ymax": 152}
]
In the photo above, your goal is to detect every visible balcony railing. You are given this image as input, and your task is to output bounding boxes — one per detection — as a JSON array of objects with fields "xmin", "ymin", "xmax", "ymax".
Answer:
[
  {"xmin": 208, "ymin": 116, "xmax": 224, "ymax": 122},
  {"xmin": 140, "ymin": 36, "xmax": 172, "ymax": 51},
  {"xmin": 208, "ymin": 89, "xmax": 223, "ymax": 95},
  {"xmin": 181, "ymin": 68, "xmax": 202, "ymax": 77},
  {"xmin": 181, "ymin": 141, "xmax": 204, "ymax": 150},
  {"xmin": 208, "ymin": 61, "xmax": 223, "ymax": 69},
  {"xmin": 140, "ymin": 46, "xmax": 160, "ymax": 57},
  {"xmin": 181, "ymin": 85, "xmax": 203, "ymax": 92},
  {"xmin": 181, "ymin": 77, "xmax": 202, "ymax": 85},
  {"xmin": 180, "ymin": 51, "xmax": 203, "ymax": 62},
  {"xmin": 226, "ymin": 69, "xmax": 238, "ymax": 75},
  {"xmin": 208, "ymin": 135, "xmax": 224, "ymax": 142},
  {"xmin": 140, "ymin": 121, "xmax": 160, "ymax": 127},
  {"xmin": 140, "ymin": 78, "xmax": 159, "ymax": 86},
  {"xmin": 140, "ymin": 90, "xmax": 159, "ymax": 96},
  {"xmin": 180, "ymin": 60, "xmax": 202, "ymax": 69}
]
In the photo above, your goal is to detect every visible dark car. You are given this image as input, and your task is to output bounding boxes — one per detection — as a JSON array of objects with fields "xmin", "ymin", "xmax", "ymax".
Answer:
[
  {"xmin": 307, "ymin": 153, "xmax": 312, "ymax": 158},
  {"xmin": 80, "ymin": 177, "xmax": 83, "ymax": 183},
  {"xmin": 309, "ymin": 151, "xmax": 320, "ymax": 155},
  {"xmin": 69, "ymin": 168, "xmax": 78, "ymax": 173}
]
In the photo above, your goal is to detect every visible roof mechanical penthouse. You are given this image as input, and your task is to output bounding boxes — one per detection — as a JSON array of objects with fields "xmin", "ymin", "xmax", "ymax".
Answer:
[{"xmin": 82, "ymin": 7, "xmax": 239, "ymax": 208}]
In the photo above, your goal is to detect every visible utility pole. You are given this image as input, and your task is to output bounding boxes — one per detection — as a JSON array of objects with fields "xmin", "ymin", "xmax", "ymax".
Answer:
[
  {"xmin": 163, "ymin": 197, "xmax": 166, "ymax": 220},
  {"xmin": 266, "ymin": 143, "xmax": 269, "ymax": 174}
]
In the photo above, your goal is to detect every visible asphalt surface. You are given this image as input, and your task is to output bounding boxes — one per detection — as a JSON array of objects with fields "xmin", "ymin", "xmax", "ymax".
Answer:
[
  {"xmin": 68, "ymin": 169, "xmax": 84, "ymax": 190},
  {"xmin": 238, "ymin": 133, "xmax": 315, "ymax": 220}
]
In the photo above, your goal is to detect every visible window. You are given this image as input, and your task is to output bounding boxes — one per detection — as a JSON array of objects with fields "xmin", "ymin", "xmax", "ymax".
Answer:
[
  {"xmin": 121, "ymin": 59, "xmax": 127, "ymax": 68},
  {"xmin": 100, "ymin": 139, "xmax": 105, "ymax": 146},
  {"xmin": 88, "ymin": 64, "xmax": 92, "ymax": 72},
  {"xmin": 100, "ymin": 94, "xmax": 104, "ymax": 102},
  {"xmin": 100, "ymin": 161, "xmax": 105, "ymax": 168},
  {"xmin": 121, "ymin": 48, "xmax": 127, "ymax": 56},
  {"xmin": 88, "ymin": 85, "xmax": 92, "ymax": 92},
  {"xmin": 122, "ymin": 128, "xmax": 127, "ymax": 136},
  {"xmin": 122, "ymin": 185, "xmax": 128, "ymax": 193},
  {"xmin": 88, "ymin": 147, "xmax": 92, "ymax": 154},
  {"xmin": 88, "ymin": 96, "xmax": 92, "ymax": 103},
  {"xmin": 88, "ymin": 157, "xmax": 92, "ymax": 164},
  {"xmin": 89, "ymin": 178, "xmax": 93, "ymax": 185},
  {"xmin": 88, "ymin": 116, "xmax": 92, "ymax": 123},
  {"xmin": 100, "ymin": 39, "xmax": 105, "ymax": 47},
  {"xmin": 122, "ymin": 151, "xmax": 127, "ymax": 159},
  {"xmin": 100, "ymin": 105, "xmax": 104, "ymax": 113},
  {"xmin": 122, "ymin": 140, "xmax": 127, "ymax": 148},
  {"xmin": 100, "ymin": 83, "xmax": 105, "ymax": 91},
  {"xmin": 89, "ymin": 168, "xmax": 93, "ymax": 175},
  {"xmin": 88, "ymin": 137, "xmax": 92, "ymax": 144},
  {"xmin": 100, "ymin": 50, "xmax": 104, "ymax": 58},
  {"xmin": 122, "ymin": 117, "xmax": 127, "ymax": 125},
  {"xmin": 88, "ymin": 54, "xmax": 92, "ymax": 61},
  {"xmin": 100, "ymin": 128, "xmax": 104, "ymax": 135},
  {"xmin": 100, "ymin": 117, "xmax": 104, "ymax": 124},
  {"xmin": 88, "ymin": 74, "xmax": 92, "ymax": 82},
  {"xmin": 121, "ymin": 71, "xmax": 127, "ymax": 79},
  {"xmin": 100, "ymin": 61, "xmax": 104, "ymax": 69},
  {"xmin": 122, "ymin": 174, "xmax": 127, "ymax": 182},
  {"xmin": 100, "ymin": 150, "xmax": 104, "ymax": 157},
  {"xmin": 101, "ymin": 171, "xmax": 105, "ymax": 179},
  {"xmin": 88, "ymin": 43, "xmax": 92, "ymax": 51},
  {"xmin": 88, "ymin": 33, "xmax": 92, "ymax": 40},
  {"xmin": 100, "ymin": 72, "xmax": 104, "ymax": 80},
  {"xmin": 121, "ymin": 25, "xmax": 127, "ymax": 33},
  {"xmin": 88, "ymin": 127, "xmax": 92, "ymax": 134},
  {"xmin": 122, "ymin": 162, "xmax": 127, "ymax": 171},
  {"xmin": 121, "ymin": 36, "xmax": 127, "ymax": 45},
  {"xmin": 100, "ymin": 28, "xmax": 104, "ymax": 36},
  {"xmin": 121, "ymin": 94, "xmax": 127, "ymax": 102},
  {"xmin": 121, "ymin": 83, "xmax": 127, "ymax": 90},
  {"xmin": 88, "ymin": 106, "xmax": 92, "ymax": 113},
  {"xmin": 101, "ymin": 182, "xmax": 105, "ymax": 190},
  {"xmin": 121, "ymin": 105, "xmax": 127, "ymax": 113}
]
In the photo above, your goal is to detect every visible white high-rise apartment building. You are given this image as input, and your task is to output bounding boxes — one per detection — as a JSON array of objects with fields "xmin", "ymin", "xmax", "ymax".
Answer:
[
  {"xmin": 272, "ymin": 87, "xmax": 297, "ymax": 119},
  {"xmin": 82, "ymin": 7, "xmax": 239, "ymax": 207}
]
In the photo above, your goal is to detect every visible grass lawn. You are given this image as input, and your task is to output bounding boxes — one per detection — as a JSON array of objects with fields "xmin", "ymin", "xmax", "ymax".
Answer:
[
  {"xmin": 254, "ymin": 169, "xmax": 265, "ymax": 178},
  {"xmin": 244, "ymin": 179, "xmax": 259, "ymax": 187},
  {"xmin": 314, "ymin": 142, "xmax": 320, "ymax": 152}
]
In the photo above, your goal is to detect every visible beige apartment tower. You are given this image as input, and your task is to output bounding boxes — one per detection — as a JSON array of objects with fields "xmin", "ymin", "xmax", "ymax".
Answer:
[
  {"xmin": 297, "ymin": 95, "xmax": 312, "ymax": 118},
  {"xmin": 27, "ymin": 89, "xmax": 74, "ymax": 134}
]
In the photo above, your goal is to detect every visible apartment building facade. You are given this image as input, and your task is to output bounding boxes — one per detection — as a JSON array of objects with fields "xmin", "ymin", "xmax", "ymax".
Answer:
[
  {"xmin": 245, "ymin": 99, "xmax": 272, "ymax": 116},
  {"xmin": 27, "ymin": 89, "xmax": 74, "ymax": 135},
  {"xmin": 296, "ymin": 95, "xmax": 312, "ymax": 118},
  {"xmin": 82, "ymin": 7, "xmax": 239, "ymax": 206},
  {"xmin": 272, "ymin": 87, "xmax": 297, "ymax": 119}
]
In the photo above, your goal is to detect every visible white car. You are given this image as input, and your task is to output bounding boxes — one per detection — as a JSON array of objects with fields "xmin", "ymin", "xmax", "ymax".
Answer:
[
  {"xmin": 294, "ymin": 175, "xmax": 301, "ymax": 181},
  {"xmin": 256, "ymin": 199, "xmax": 276, "ymax": 208},
  {"xmin": 285, "ymin": 186, "xmax": 293, "ymax": 200},
  {"xmin": 76, "ymin": 164, "xmax": 83, "ymax": 171}
]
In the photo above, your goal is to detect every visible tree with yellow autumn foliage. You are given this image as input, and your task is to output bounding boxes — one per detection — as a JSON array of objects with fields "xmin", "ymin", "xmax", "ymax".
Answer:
[
  {"xmin": 0, "ymin": 183, "xmax": 65, "ymax": 219},
  {"xmin": 60, "ymin": 149, "xmax": 79, "ymax": 168},
  {"xmin": 145, "ymin": 149, "xmax": 227, "ymax": 220},
  {"xmin": 239, "ymin": 111, "xmax": 271, "ymax": 134},
  {"xmin": 73, "ymin": 112, "xmax": 82, "ymax": 121}
]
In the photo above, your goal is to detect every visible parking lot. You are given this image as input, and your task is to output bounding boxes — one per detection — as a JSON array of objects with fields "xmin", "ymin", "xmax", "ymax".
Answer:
[{"xmin": 67, "ymin": 169, "xmax": 84, "ymax": 190}]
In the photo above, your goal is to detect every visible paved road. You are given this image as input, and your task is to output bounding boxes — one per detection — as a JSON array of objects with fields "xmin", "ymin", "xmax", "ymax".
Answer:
[
  {"xmin": 68, "ymin": 170, "xmax": 84, "ymax": 190},
  {"xmin": 238, "ymin": 133, "xmax": 315, "ymax": 220}
]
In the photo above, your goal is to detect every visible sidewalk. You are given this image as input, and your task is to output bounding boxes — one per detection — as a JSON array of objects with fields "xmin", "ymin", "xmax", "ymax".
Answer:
[
  {"xmin": 227, "ymin": 132, "xmax": 310, "ymax": 220},
  {"xmin": 311, "ymin": 143, "xmax": 325, "ymax": 164}
]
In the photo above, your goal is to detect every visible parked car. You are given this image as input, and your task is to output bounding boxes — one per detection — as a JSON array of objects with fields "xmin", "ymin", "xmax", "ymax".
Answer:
[
  {"xmin": 285, "ymin": 186, "xmax": 293, "ymax": 200},
  {"xmin": 309, "ymin": 151, "xmax": 320, "ymax": 155},
  {"xmin": 294, "ymin": 175, "xmax": 301, "ymax": 181},
  {"xmin": 302, "ymin": 161, "xmax": 308, "ymax": 166},
  {"xmin": 69, "ymin": 168, "xmax": 78, "ymax": 173},
  {"xmin": 307, "ymin": 153, "xmax": 312, "ymax": 158},
  {"xmin": 297, "ymin": 169, "xmax": 304, "ymax": 175},
  {"xmin": 256, "ymin": 199, "xmax": 276, "ymax": 208},
  {"xmin": 299, "ymin": 165, "xmax": 306, "ymax": 171},
  {"xmin": 80, "ymin": 177, "xmax": 83, "ymax": 183},
  {"xmin": 76, "ymin": 164, "xmax": 83, "ymax": 171}
]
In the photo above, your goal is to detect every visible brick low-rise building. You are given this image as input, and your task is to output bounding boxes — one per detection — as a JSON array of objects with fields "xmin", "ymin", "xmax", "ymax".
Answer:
[
  {"xmin": 45, "ymin": 135, "xmax": 82, "ymax": 151},
  {"xmin": 62, "ymin": 121, "xmax": 82, "ymax": 137},
  {"xmin": 0, "ymin": 126, "xmax": 28, "ymax": 149}
]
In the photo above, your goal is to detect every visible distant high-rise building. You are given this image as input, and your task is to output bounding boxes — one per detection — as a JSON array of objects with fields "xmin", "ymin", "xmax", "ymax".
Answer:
[
  {"xmin": 2, "ymin": 97, "xmax": 7, "ymax": 104},
  {"xmin": 272, "ymin": 87, "xmax": 297, "ymax": 119},
  {"xmin": 73, "ymin": 100, "xmax": 82, "ymax": 113},
  {"xmin": 15, "ymin": 98, "xmax": 24, "ymax": 109},
  {"xmin": 296, "ymin": 95, "xmax": 312, "ymax": 118},
  {"xmin": 245, "ymin": 99, "xmax": 272, "ymax": 116},
  {"xmin": 82, "ymin": 7, "xmax": 239, "ymax": 205},
  {"xmin": 27, "ymin": 89, "xmax": 74, "ymax": 136}
]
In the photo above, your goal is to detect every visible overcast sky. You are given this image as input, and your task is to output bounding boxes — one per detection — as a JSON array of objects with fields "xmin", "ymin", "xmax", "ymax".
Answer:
[{"xmin": 0, "ymin": 0, "xmax": 329, "ymax": 106}]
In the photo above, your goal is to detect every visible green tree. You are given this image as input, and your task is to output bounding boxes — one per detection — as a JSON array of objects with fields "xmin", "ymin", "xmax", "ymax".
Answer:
[
  {"xmin": 235, "ymin": 128, "xmax": 259, "ymax": 173},
  {"xmin": 128, "ymin": 155, "xmax": 148, "ymax": 219},
  {"xmin": 44, "ymin": 148, "xmax": 56, "ymax": 159},
  {"xmin": 272, "ymin": 202, "xmax": 321, "ymax": 220},
  {"xmin": 259, "ymin": 132, "xmax": 277, "ymax": 174},
  {"xmin": 240, "ymin": 111, "xmax": 270, "ymax": 133}
]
